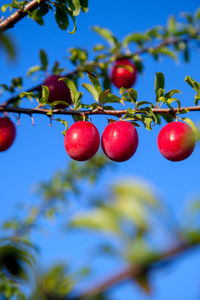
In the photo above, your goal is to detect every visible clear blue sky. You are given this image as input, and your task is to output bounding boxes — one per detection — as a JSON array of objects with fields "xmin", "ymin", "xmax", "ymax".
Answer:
[{"xmin": 1, "ymin": 0, "xmax": 200, "ymax": 299}]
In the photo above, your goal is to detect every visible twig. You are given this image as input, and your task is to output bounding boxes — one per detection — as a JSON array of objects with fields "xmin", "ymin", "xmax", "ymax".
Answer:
[{"xmin": 0, "ymin": 0, "xmax": 47, "ymax": 32}]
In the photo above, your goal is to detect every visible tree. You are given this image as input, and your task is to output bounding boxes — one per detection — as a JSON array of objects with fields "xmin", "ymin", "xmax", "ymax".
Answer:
[{"xmin": 0, "ymin": 1, "xmax": 200, "ymax": 299}]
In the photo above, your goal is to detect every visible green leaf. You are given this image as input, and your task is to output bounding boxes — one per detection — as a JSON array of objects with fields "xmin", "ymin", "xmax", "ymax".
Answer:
[
  {"xmin": 135, "ymin": 272, "xmax": 152, "ymax": 294},
  {"xmin": 55, "ymin": 118, "xmax": 68, "ymax": 136},
  {"xmin": 146, "ymin": 26, "xmax": 162, "ymax": 38},
  {"xmin": 177, "ymin": 108, "xmax": 189, "ymax": 114},
  {"xmin": 101, "ymin": 93, "xmax": 121, "ymax": 105},
  {"xmin": 55, "ymin": 6, "xmax": 69, "ymax": 30},
  {"xmin": 119, "ymin": 87, "xmax": 127, "ymax": 94},
  {"xmin": 183, "ymin": 45, "xmax": 189, "ymax": 62},
  {"xmin": 59, "ymin": 77, "xmax": 82, "ymax": 109},
  {"xmin": 160, "ymin": 113, "xmax": 174, "ymax": 123},
  {"xmin": 157, "ymin": 88, "xmax": 165, "ymax": 101},
  {"xmin": 195, "ymin": 8, "xmax": 200, "ymax": 21},
  {"xmin": 137, "ymin": 101, "xmax": 153, "ymax": 107},
  {"xmin": 165, "ymin": 89, "xmax": 181, "ymax": 99},
  {"xmin": 157, "ymin": 47, "xmax": 178, "ymax": 61},
  {"xmin": 59, "ymin": 77, "xmax": 77, "ymax": 101},
  {"xmin": 27, "ymin": 65, "xmax": 41, "ymax": 77},
  {"xmin": 99, "ymin": 90, "xmax": 110, "ymax": 105},
  {"xmin": 40, "ymin": 49, "xmax": 48, "ymax": 71},
  {"xmin": 19, "ymin": 91, "xmax": 37, "ymax": 102},
  {"xmin": 52, "ymin": 61, "xmax": 65, "ymax": 74},
  {"xmin": 183, "ymin": 13, "xmax": 194, "ymax": 24},
  {"xmin": 185, "ymin": 76, "xmax": 200, "ymax": 105},
  {"xmin": 69, "ymin": 208, "xmax": 120, "ymax": 234},
  {"xmin": 93, "ymin": 44, "xmax": 107, "ymax": 51},
  {"xmin": 30, "ymin": 3, "xmax": 49, "ymax": 25},
  {"xmin": 155, "ymin": 72, "xmax": 165, "ymax": 102},
  {"xmin": 185, "ymin": 75, "xmax": 200, "ymax": 93},
  {"xmin": 102, "ymin": 69, "xmax": 111, "ymax": 90},
  {"xmin": 195, "ymin": 94, "xmax": 200, "ymax": 105},
  {"xmin": 87, "ymin": 72, "xmax": 102, "ymax": 95},
  {"xmin": 181, "ymin": 118, "xmax": 200, "ymax": 141},
  {"xmin": 120, "ymin": 88, "xmax": 138, "ymax": 103},
  {"xmin": 82, "ymin": 83, "xmax": 99, "ymax": 102},
  {"xmin": 80, "ymin": 0, "xmax": 88, "ymax": 12},
  {"xmin": 92, "ymin": 26, "xmax": 119, "ymax": 47},
  {"xmin": 68, "ymin": 0, "xmax": 81, "ymax": 16},
  {"xmin": 1, "ymin": 4, "xmax": 11, "ymax": 12},
  {"xmin": 128, "ymin": 88, "xmax": 138, "ymax": 103},
  {"xmin": 0, "ymin": 34, "xmax": 16, "ymax": 61},
  {"xmin": 168, "ymin": 16, "xmax": 176, "ymax": 33},
  {"xmin": 123, "ymin": 32, "xmax": 149, "ymax": 47},
  {"xmin": 40, "ymin": 85, "xmax": 49, "ymax": 104},
  {"xmin": 69, "ymin": 47, "xmax": 88, "ymax": 65},
  {"xmin": 107, "ymin": 118, "xmax": 117, "ymax": 124},
  {"xmin": 166, "ymin": 98, "xmax": 181, "ymax": 110},
  {"xmin": 143, "ymin": 117, "xmax": 153, "ymax": 130},
  {"xmin": 133, "ymin": 56, "xmax": 144, "ymax": 73},
  {"xmin": 64, "ymin": 7, "xmax": 77, "ymax": 34},
  {"xmin": 11, "ymin": 77, "xmax": 22, "ymax": 90},
  {"xmin": 112, "ymin": 180, "xmax": 159, "ymax": 230}
]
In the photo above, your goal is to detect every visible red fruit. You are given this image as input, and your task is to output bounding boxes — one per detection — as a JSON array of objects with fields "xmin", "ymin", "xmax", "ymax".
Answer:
[
  {"xmin": 0, "ymin": 117, "xmax": 16, "ymax": 151},
  {"xmin": 111, "ymin": 59, "xmax": 137, "ymax": 89},
  {"xmin": 64, "ymin": 121, "xmax": 100, "ymax": 161},
  {"xmin": 157, "ymin": 122, "xmax": 196, "ymax": 162},
  {"xmin": 43, "ymin": 75, "xmax": 72, "ymax": 108},
  {"xmin": 101, "ymin": 121, "xmax": 138, "ymax": 162}
]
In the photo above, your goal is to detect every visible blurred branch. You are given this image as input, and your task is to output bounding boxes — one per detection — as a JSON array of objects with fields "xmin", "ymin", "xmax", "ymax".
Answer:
[
  {"xmin": 77, "ymin": 238, "xmax": 200, "ymax": 299},
  {"xmin": 0, "ymin": 0, "xmax": 48, "ymax": 32},
  {"xmin": 123, "ymin": 34, "xmax": 199, "ymax": 59}
]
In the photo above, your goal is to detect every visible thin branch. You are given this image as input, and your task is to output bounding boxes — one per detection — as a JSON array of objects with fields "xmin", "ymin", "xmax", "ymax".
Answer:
[
  {"xmin": 2, "ymin": 29, "xmax": 200, "ymax": 107},
  {"xmin": 0, "ymin": 0, "xmax": 47, "ymax": 32},
  {"xmin": 0, "ymin": 105, "xmax": 200, "ymax": 118},
  {"xmin": 77, "ymin": 238, "xmax": 200, "ymax": 299},
  {"xmin": 123, "ymin": 35, "xmax": 196, "ymax": 58}
]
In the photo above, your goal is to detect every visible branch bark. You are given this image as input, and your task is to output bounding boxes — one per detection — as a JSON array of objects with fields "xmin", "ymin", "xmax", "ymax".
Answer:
[
  {"xmin": 77, "ymin": 239, "xmax": 200, "ymax": 299},
  {"xmin": 0, "ymin": 105, "xmax": 200, "ymax": 118},
  {"xmin": 0, "ymin": 0, "xmax": 47, "ymax": 32}
]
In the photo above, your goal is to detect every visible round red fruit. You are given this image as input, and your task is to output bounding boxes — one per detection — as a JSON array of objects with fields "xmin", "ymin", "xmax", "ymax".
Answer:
[
  {"xmin": 157, "ymin": 122, "xmax": 196, "ymax": 162},
  {"xmin": 0, "ymin": 117, "xmax": 16, "ymax": 151},
  {"xmin": 111, "ymin": 59, "xmax": 137, "ymax": 89},
  {"xmin": 64, "ymin": 121, "xmax": 100, "ymax": 161},
  {"xmin": 43, "ymin": 75, "xmax": 72, "ymax": 108},
  {"xmin": 101, "ymin": 121, "xmax": 138, "ymax": 162}
]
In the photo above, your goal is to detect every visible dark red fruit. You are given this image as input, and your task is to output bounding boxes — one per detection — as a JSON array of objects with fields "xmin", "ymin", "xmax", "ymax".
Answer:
[
  {"xmin": 111, "ymin": 59, "xmax": 137, "ymax": 89},
  {"xmin": 64, "ymin": 121, "xmax": 100, "ymax": 161},
  {"xmin": 157, "ymin": 122, "xmax": 196, "ymax": 161},
  {"xmin": 101, "ymin": 121, "xmax": 138, "ymax": 162},
  {"xmin": 0, "ymin": 117, "xmax": 16, "ymax": 151},
  {"xmin": 43, "ymin": 75, "xmax": 72, "ymax": 108}
]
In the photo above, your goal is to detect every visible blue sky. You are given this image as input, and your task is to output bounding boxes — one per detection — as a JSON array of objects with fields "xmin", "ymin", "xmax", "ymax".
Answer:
[{"xmin": 1, "ymin": 0, "xmax": 200, "ymax": 299}]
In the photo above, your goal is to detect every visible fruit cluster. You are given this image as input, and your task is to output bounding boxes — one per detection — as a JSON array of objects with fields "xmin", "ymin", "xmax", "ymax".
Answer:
[
  {"xmin": 64, "ymin": 120, "xmax": 196, "ymax": 162},
  {"xmin": 0, "ymin": 116, "xmax": 196, "ymax": 163},
  {"xmin": 0, "ymin": 59, "xmax": 196, "ymax": 162}
]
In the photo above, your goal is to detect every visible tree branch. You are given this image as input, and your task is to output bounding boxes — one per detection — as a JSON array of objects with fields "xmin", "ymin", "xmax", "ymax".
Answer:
[
  {"xmin": 0, "ymin": 105, "xmax": 200, "ymax": 118},
  {"xmin": 77, "ymin": 238, "xmax": 200, "ymax": 299},
  {"xmin": 0, "ymin": 0, "xmax": 47, "ymax": 32}
]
